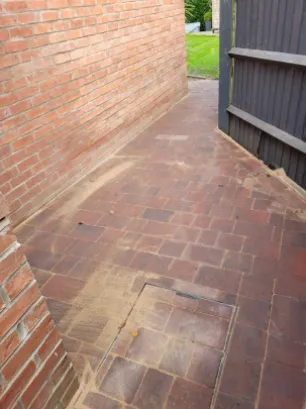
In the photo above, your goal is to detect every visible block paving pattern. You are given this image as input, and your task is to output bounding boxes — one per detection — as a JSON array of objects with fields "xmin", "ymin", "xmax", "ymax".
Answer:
[{"xmin": 15, "ymin": 80, "xmax": 306, "ymax": 409}]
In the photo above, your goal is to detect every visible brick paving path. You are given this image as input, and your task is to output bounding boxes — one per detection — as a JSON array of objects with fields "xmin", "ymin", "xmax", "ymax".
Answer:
[{"xmin": 16, "ymin": 80, "xmax": 306, "ymax": 409}]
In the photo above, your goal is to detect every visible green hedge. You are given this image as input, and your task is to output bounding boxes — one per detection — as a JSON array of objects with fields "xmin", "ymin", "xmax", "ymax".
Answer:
[
  {"xmin": 204, "ymin": 11, "xmax": 212, "ymax": 21},
  {"xmin": 185, "ymin": 0, "xmax": 211, "ymax": 30}
]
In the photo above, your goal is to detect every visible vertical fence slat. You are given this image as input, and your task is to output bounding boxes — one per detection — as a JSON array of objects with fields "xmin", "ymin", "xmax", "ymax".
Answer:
[
  {"xmin": 297, "ymin": 2, "xmax": 306, "ymax": 54},
  {"xmin": 290, "ymin": 0, "xmax": 304, "ymax": 53},
  {"xmin": 218, "ymin": 0, "xmax": 234, "ymax": 133},
  {"xmin": 282, "ymin": 0, "xmax": 295, "ymax": 53},
  {"xmin": 294, "ymin": 72, "xmax": 306, "ymax": 139}
]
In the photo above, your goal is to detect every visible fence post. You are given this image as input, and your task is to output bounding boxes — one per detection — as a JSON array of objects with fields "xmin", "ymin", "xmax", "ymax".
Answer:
[{"xmin": 218, "ymin": 0, "xmax": 234, "ymax": 134}]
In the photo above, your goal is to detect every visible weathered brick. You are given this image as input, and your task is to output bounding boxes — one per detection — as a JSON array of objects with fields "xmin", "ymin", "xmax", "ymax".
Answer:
[
  {"xmin": 2, "ymin": 314, "xmax": 53, "ymax": 380},
  {"xmin": 0, "ymin": 283, "xmax": 40, "ymax": 337},
  {"xmin": 0, "ymin": 361, "xmax": 36, "ymax": 408},
  {"xmin": 0, "ymin": 329, "xmax": 20, "ymax": 365},
  {"xmin": 4, "ymin": 264, "xmax": 34, "ymax": 301},
  {"xmin": 23, "ymin": 299, "xmax": 47, "ymax": 331},
  {"xmin": 21, "ymin": 343, "xmax": 65, "ymax": 407},
  {"xmin": 0, "ymin": 245, "xmax": 26, "ymax": 284}
]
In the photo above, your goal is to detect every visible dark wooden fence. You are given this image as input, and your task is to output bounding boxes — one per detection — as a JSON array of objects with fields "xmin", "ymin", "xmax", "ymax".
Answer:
[{"xmin": 219, "ymin": 0, "xmax": 306, "ymax": 189}]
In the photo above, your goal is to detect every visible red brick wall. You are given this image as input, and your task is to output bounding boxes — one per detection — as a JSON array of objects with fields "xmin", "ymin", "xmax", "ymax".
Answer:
[
  {"xmin": 0, "ymin": 195, "xmax": 78, "ymax": 409},
  {"xmin": 0, "ymin": 0, "xmax": 187, "ymax": 225}
]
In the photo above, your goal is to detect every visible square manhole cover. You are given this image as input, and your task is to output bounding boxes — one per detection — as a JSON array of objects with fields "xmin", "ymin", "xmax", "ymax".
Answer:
[{"xmin": 86, "ymin": 285, "xmax": 236, "ymax": 409}]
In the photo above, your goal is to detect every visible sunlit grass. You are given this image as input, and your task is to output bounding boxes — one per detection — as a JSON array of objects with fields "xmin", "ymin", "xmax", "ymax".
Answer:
[{"xmin": 186, "ymin": 34, "xmax": 219, "ymax": 79}]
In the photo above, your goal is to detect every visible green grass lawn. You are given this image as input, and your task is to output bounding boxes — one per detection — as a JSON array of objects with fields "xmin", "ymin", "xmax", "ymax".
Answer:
[{"xmin": 186, "ymin": 34, "xmax": 219, "ymax": 79}]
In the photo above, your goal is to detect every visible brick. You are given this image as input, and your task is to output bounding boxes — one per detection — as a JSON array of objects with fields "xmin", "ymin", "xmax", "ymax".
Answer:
[
  {"xmin": 222, "ymin": 250, "xmax": 253, "ymax": 273},
  {"xmin": 195, "ymin": 265, "xmax": 240, "ymax": 293},
  {"xmin": 171, "ymin": 212, "xmax": 195, "ymax": 226},
  {"xmin": 251, "ymin": 257, "xmax": 279, "ymax": 279},
  {"xmin": 167, "ymin": 259, "xmax": 198, "ymax": 281},
  {"xmin": 174, "ymin": 226, "xmax": 200, "ymax": 242},
  {"xmin": 237, "ymin": 296, "xmax": 271, "ymax": 330},
  {"xmin": 5, "ymin": 40, "xmax": 28, "ymax": 53},
  {"xmin": 197, "ymin": 229, "xmax": 218, "ymax": 246},
  {"xmin": 0, "ymin": 15, "xmax": 18, "ymax": 28},
  {"xmin": 239, "ymin": 275, "xmax": 274, "ymax": 301},
  {"xmin": 5, "ymin": 1, "xmax": 28, "ymax": 12},
  {"xmin": 185, "ymin": 244, "xmax": 224, "ymax": 266},
  {"xmin": 217, "ymin": 232, "xmax": 244, "ymax": 252},
  {"xmin": 210, "ymin": 204, "xmax": 234, "ymax": 219},
  {"xmin": 0, "ymin": 29, "xmax": 9, "ymax": 41},
  {"xmin": 69, "ymin": 223, "xmax": 105, "ymax": 242},
  {"xmin": 235, "ymin": 209, "xmax": 269, "ymax": 225},
  {"xmin": 2, "ymin": 314, "xmax": 53, "ymax": 380},
  {"xmin": 26, "ymin": 380, "xmax": 54, "ymax": 409},
  {"xmin": 23, "ymin": 298, "xmax": 48, "ymax": 331},
  {"xmin": 113, "ymin": 249, "xmax": 137, "ymax": 267},
  {"xmin": 44, "ymin": 367, "xmax": 76, "ymax": 409},
  {"xmin": 210, "ymin": 217, "xmax": 235, "ymax": 233},
  {"xmin": 97, "ymin": 214, "xmax": 129, "ymax": 230},
  {"xmin": 136, "ymin": 235, "xmax": 163, "ymax": 252},
  {"xmin": 159, "ymin": 240, "xmax": 186, "ymax": 257},
  {"xmin": 242, "ymin": 237, "xmax": 280, "ymax": 260},
  {"xmin": 0, "ymin": 360, "xmax": 36, "ymax": 409},
  {"xmin": 142, "ymin": 221, "xmax": 177, "ymax": 237},
  {"xmin": 0, "ymin": 295, "xmax": 5, "ymax": 313},
  {"xmin": 0, "ymin": 284, "xmax": 40, "ymax": 338},
  {"xmin": 38, "ymin": 327, "xmax": 61, "ymax": 361},
  {"xmin": 0, "ymin": 234, "xmax": 16, "ymax": 254},
  {"xmin": 193, "ymin": 215, "xmax": 211, "ymax": 229},
  {"xmin": 234, "ymin": 220, "xmax": 274, "ymax": 239},
  {"xmin": 0, "ymin": 330, "xmax": 20, "ymax": 365},
  {"xmin": 41, "ymin": 11, "xmax": 59, "ymax": 21},
  {"xmin": 4, "ymin": 264, "xmax": 34, "ymax": 301},
  {"xmin": 21, "ymin": 343, "xmax": 65, "ymax": 407},
  {"xmin": 130, "ymin": 251, "xmax": 172, "ymax": 275},
  {"xmin": 18, "ymin": 12, "xmax": 40, "ymax": 24}
]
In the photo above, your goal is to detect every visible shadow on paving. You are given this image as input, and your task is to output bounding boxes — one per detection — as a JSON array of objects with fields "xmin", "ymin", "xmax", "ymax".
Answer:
[{"xmin": 15, "ymin": 80, "xmax": 306, "ymax": 409}]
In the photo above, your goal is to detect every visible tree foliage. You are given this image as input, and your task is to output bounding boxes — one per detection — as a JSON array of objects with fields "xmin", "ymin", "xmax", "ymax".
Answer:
[
  {"xmin": 185, "ymin": 0, "xmax": 211, "ymax": 29},
  {"xmin": 185, "ymin": 2, "xmax": 195, "ymax": 22}
]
